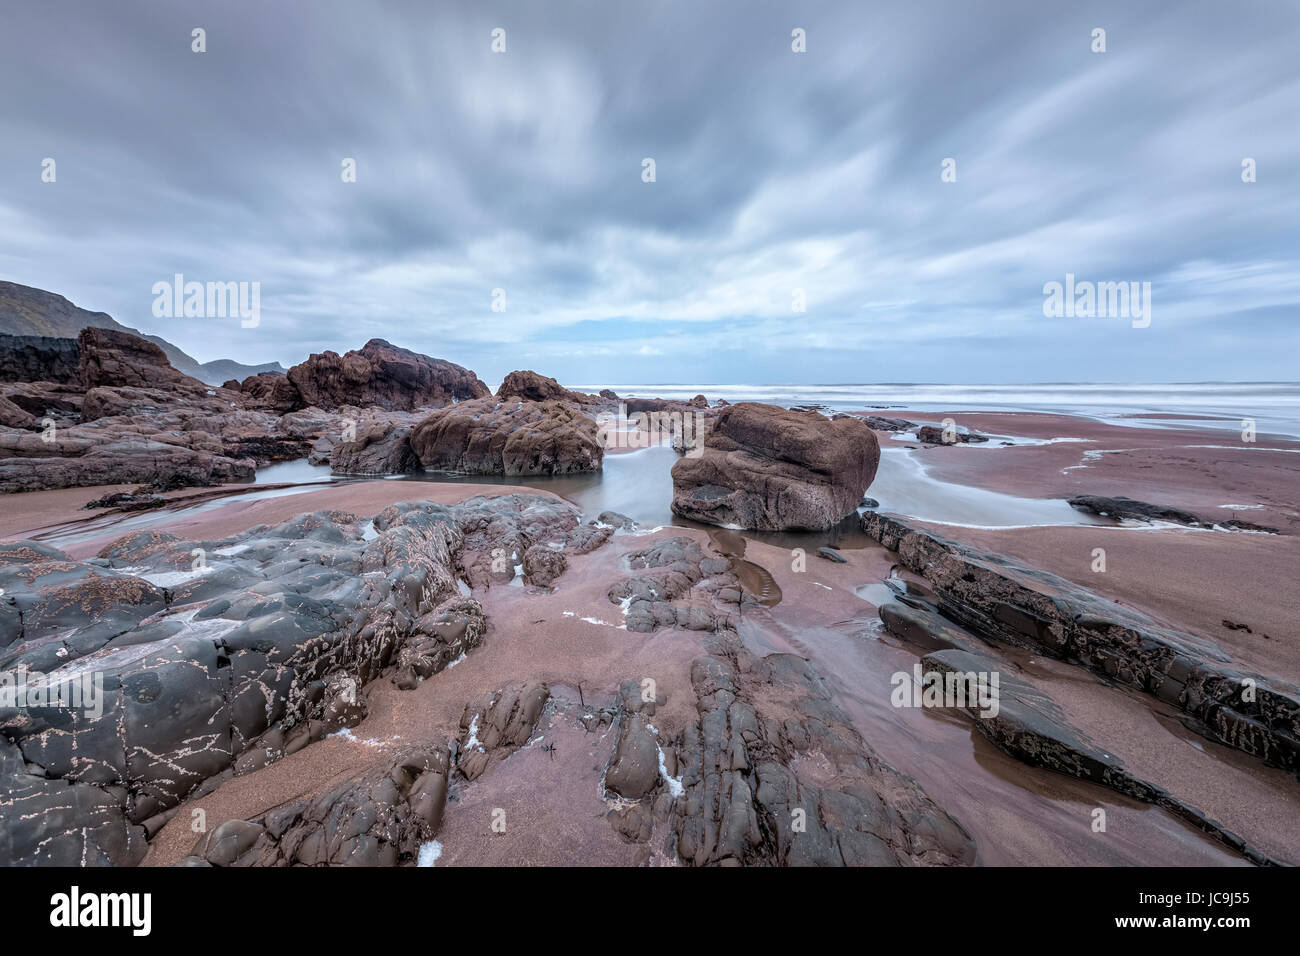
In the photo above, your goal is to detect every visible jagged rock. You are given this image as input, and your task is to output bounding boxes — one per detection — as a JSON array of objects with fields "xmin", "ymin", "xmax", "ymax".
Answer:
[
  {"xmin": 287, "ymin": 338, "xmax": 488, "ymax": 411},
  {"xmin": 863, "ymin": 511, "xmax": 1300, "ymax": 774},
  {"xmin": 671, "ymin": 402, "xmax": 880, "ymax": 530},
  {"xmin": 663, "ymin": 631, "xmax": 975, "ymax": 866},
  {"xmin": 0, "ymin": 395, "xmax": 35, "ymax": 429},
  {"xmin": 0, "ymin": 496, "xmax": 571, "ymax": 863},
  {"xmin": 330, "ymin": 423, "xmax": 417, "ymax": 476},
  {"xmin": 496, "ymin": 369, "xmax": 596, "ymax": 405},
  {"xmin": 234, "ymin": 371, "xmax": 299, "ymax": 412},
  {"xmin": 862, "ymin": 415, "xmax": 915, "ymax": 432},
  {"xmin": 409, "ymin": 397, "xmax": 603, "ymax": 476},
  {"xmin": 78, "ymin": 328, "xmax": 201, "ymax": 391},
  {"xmin": 522, "ymin": 544, "xmax": 567, "ymax": 587},
  {"xmin": 179, "ymin": 747, "xmax": 451, "ymax": 866},
  {"xmin": 456, "ymin": 681, "xmax": 550, "ymax": 781}
]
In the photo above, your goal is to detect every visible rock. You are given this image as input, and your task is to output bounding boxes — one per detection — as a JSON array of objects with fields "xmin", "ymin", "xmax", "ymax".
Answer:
[
  {"xmin": 596, "ymin": 511, "xmax": 637, "ymax": 530},
  {"xmin": 183, "ymin": 746, "xmax": 451, "ymax": 866},
  {"xmin": 862, "ymin": 415, "xmax": 915, "ymax": 432},
  {"xmin": 83, "ymin": 490, "xmax": 167, "ymax": 511},
  {"xmin": 287, "ymin": 338, "xmax": 489, "ymax": 411},
  {"xmin": 1066, "ymin": 495, "xmax": 1280, "ymax": 534},
  {"xmin": 456, "ymin": 682, "xmax": 550, "ymax": 781},
  {"xmin": 599, "ymin": 389, "xmax": 619, "ymax": 401},
  {"xmin": 409, "ymin": 397, "xmax": 603, "ymax": 476},
  {"xmin": 915, "ymin": 425, "xmax": 988, "ymax": 445},
  {"xmin": 860, "ymin": 497, "xmax": 880, "ymax": 508},
  {"xmin": 496, "ymin": 369, "xmax": 594, "ymax": 404},
  {"xmin": 605, "ymin": 714, "xmax": 661, "ymax": 799},
  {"xmin": 78, "ymin": 327, "xmax": 201, "ymax": 391},
  {"xmin": 664, "ymin": 631, "xmax": 975, "ymax": 866},
  {"xmin": 816, "ymin": 546, "xmax": 846, "ymax": 563},
  {"xmin": 330, "ymin": 423, "xmax": 417, "ymax": 476},
  {"xmin": 862, "ymin": 511, "xmax": 1300, "ymax": 774},
  {"xmin": 671, "ymin": 402, "xmax": 880, "ymax": 530},
  {"xmin": 0, "ymin": 334, "xmax": 81, "ymax": 384},
  {"xmin": 0, "ymin": 395, "xmax": 36, "ymax": 429},
  {"xmin": 522, "ymin": 544, "xmax": 567, "ymax": 587},
  {"xmin": 0, "ymin": 495, "xmax": 574, "ymax": 863},
  {"xmin": 235, "ymin": 371, "xmax": 300, "ymax": 412}
]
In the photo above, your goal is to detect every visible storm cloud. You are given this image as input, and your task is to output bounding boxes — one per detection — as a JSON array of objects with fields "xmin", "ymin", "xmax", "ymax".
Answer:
[{"xmin": 2, "ymin": 0, "xmax": 1297, "ymax": 384}]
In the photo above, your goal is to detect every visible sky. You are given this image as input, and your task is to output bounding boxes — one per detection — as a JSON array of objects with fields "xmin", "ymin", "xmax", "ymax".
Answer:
[{"xmin": 1, "ymin": 0, "xmax": 1298, "ymax": 385}]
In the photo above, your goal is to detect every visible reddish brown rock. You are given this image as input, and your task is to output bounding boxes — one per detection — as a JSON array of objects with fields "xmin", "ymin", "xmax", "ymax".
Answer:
[
  {"xmin": 287, "ymin": 338, "xmax": 489, "ymax": 411},
  {"xmin": 77, "ymin": 327, "xmax": 201, "ymax": 391},
  {"xmin": 671, "ymin": 402, "xmax": 880, "ymax": 531},
  {"xmin": 496, "ymin": 369, "xmax": 597, "ymax": 405},
  {"xmin": 409, "ymin": 397, "xmax": 603, "ymax": 476},
  {"xmin": 235, "ymin": 371, "xmax": 300, "ymax": 412}
]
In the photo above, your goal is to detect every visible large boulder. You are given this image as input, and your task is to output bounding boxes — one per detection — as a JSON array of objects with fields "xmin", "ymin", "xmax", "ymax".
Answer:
[
  {"xmin": 409, "ymin": 397, "xmax": 603, "ymax": 476},
  {"xmin": 670, "ymin": 402, "xmax": 879, "ymax": 530},
  {"xmin": 77, "ymin": 327, "xmax": 201, "ymax": 391},
  {"xmin": 287, "ymin": 338, "xmax": 489, "ymax": 411}
]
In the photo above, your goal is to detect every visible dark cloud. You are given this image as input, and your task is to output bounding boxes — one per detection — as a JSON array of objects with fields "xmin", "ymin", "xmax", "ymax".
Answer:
[{"xmin": 1, "ymin": 0, "xmax": 1296, "ymax": 384}]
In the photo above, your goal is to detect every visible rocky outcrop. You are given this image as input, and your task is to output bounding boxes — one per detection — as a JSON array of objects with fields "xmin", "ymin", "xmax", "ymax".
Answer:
[
  {"xmin": 231, "ymin": 371, "xmax": 299, "ymax": 413},
  {"xmin": 1068, "ymin": 495, "xmax": 1281, "ymax": 533},
  {"xmin": 176, "ymin": 747, "xmax": 451, "ymax": 866},
  {"xmin": 0, "ymin": 334, "xmax": 81, "ymax": 384},
  {"xmin": 671, "ymin": 402, "xmax": 880, "ymax": 530},
  {"xmin": 455, "ymin": 681, "xmax": 551, "ymax": 781},
  {"xmin": 77, "ymin": 327, "xmax": 202, "ymax": 391},
  {"xmin": 661, "ymin": 631, "xmax": 975, "ymax": 865},
  {"xmin": 330, "ymin": 423, "xmax": 417, "ymax": 476},
  {"xmin": 862, "ymin": 511, "xmax": 1300, "ymax": 775},
  {"xmin": 495, "ymin": 369, "xmax": 596, "ymax": 405},
  {"xmin": 287, "ymin": 338, "xmax": 489, "ymax": 411},
  {"xmin": 0, "ymin": 494, "xmax": 594, "ymax": 864},
  {"xmin": 409, "ymin": 397, "xmax": 603, "ymax": 476}
]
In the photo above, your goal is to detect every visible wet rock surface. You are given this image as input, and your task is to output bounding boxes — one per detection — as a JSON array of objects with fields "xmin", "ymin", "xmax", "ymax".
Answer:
[
  {"xmin": 1068, "ymin": 494, "xmax": 1281, "ymax": 534},
  {"xmin": 658, "ymin": 631, "xmax": 975, "ymax": 865},
  {"xmin": 0, "ymin": 494, "xmax": 586, "ymax": 865},
  {"xmin": 863, "ymin": 511, "xmax": 1300, "ymax": 775},
  {"xmin": 671, "ymin": 402, "xmax": 880, "ymax": 530},
  {"xmin": 176, "ymin": 746, "xmax": 451, "ymax": 866}
]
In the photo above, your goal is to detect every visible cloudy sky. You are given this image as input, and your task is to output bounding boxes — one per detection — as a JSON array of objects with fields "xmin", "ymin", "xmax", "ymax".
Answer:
[{"xmin": 2, "ymin": 0, "xmax": 1297, "ymax": 385}]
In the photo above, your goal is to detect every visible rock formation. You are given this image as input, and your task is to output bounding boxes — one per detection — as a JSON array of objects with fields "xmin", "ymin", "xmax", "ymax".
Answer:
[
  {"xmin": 671, "ymin": 402, "xmax": 880, "ymax": 530},
  {"xmin": 409, "ymin": 397, "xmax": 603, "ymax": 476},
  {"xmin": 286, "ymin": 338, "xmax": 489, "ymax": 411}
]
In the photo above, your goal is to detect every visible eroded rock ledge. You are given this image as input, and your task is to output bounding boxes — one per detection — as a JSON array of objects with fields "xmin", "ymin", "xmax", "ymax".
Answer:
[
  {"xmin": 862, "ymin": 511, "xmax": 1300, "ymax": 775},
  {"xmin": 0, "ymin": 493, "xmax": 587, "ymax": 865}
]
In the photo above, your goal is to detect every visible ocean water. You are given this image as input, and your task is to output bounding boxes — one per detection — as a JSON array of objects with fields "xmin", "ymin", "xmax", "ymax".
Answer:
[{"xmin": 568, "ymin": 383, "xmax": 1300, "ymax": 438}]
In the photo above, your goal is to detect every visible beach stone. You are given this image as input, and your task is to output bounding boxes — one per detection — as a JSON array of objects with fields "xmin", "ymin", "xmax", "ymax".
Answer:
[
  {"xmin": 409, "ymin": 397, "xmax": 603, "ymax": 476},
  {"xmin": 671, "ymin": 402, "xmax": 880, "ymax": 530}
]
